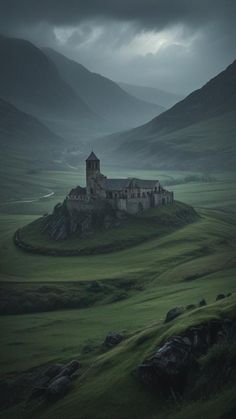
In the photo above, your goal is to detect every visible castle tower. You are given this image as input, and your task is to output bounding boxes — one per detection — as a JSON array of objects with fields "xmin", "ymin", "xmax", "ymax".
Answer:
[{"xmin": 86, "ymin": 151, "xmax": 100, "ymax": 195}]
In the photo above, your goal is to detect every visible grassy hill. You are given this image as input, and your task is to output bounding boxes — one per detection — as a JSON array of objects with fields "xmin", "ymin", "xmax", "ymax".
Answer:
[
  {"xmin": 99, "ymin": 111, "xmax": 236, "ymax": 170},
  {"xmin": 11, "ymin": 295, "xmax": 235, "ymax": 419},
  {"xmin": 0, "ymin": 167, "xmax": 236, "ymax": 418},
  {"xmin": 17, "ymin": 201, "xmax": 198, "ymax": 255}
]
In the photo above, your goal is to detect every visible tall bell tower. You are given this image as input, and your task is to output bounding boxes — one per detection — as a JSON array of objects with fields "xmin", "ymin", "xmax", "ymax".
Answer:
[{"xmin": 86, "ymin": 151, "xmax": 100, "ymax": 195}]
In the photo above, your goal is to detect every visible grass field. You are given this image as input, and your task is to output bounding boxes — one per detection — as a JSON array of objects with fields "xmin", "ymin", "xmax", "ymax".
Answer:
[{"xmin": 0, "ymin": 166, "xmax": 236, "ymax": 418}]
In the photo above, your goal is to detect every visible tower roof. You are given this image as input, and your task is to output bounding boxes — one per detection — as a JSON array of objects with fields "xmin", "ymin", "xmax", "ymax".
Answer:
[{"xmin": 86, "ymin": 151, "xmax": 99, "ymax": 161}]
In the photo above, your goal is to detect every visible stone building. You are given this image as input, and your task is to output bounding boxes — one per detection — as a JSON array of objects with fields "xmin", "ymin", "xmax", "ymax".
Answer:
[{"xmin": 67, "ymin": 152, "xmax": 174, "ymax": 215}]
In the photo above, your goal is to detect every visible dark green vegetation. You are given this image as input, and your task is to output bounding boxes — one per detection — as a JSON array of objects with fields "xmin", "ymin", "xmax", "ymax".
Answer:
[
  {"xmin": 17, "ymin": 201, "xmax": 198, "ymax": 255},
  {"xmin": 0, "ymin": 36, "xmax": 236, "ymax": 417},
  {"xmin": 99, "ymin": 60, "xmax": 236, "ymax": 170},
  {"xmin": 0, "ymin": 167, "xmax": 236, "ymax": 418}
]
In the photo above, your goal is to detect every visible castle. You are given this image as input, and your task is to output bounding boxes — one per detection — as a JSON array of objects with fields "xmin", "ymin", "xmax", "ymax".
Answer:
[{"xmin": 66, "ymin": 152, "xmax": 174, "ymax": 215}]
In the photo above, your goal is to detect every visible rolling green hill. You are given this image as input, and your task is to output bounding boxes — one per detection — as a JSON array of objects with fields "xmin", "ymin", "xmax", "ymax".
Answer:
[
  {"xmin": 99, "ymin": 110, "xmax": 236, "ymax": 170},
  {"xmin": 0, "ymin": 167, "xmax": 236, "ymax": 419}
]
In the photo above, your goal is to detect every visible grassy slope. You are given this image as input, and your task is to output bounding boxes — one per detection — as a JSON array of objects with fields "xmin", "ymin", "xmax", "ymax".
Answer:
[
  {"xmin": 2, "ymin": 295, "xmax": 236, "ymax": 419},
  {"xmin": 18, "ymin": 201, "xmax": 198, "ymax": 254},
  {"xmin": 99, "ymin": 111, "xmax": 236, "ymax": 170},
  {"xmin": 0, "ymin": 169, "xmax": 236, "ymax": 418}
]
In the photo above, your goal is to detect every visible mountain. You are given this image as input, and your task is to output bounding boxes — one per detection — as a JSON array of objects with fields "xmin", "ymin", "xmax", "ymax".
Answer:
[
  {"xmin": 0, "ymin": 97, "xmax": 67, "ymax": 200},
  {"xmin": 0, "ymin": 35, "xmax": 101, "ymax": 133},
  {"xmin": 98, "ymin": 60, "xmax": 236, "ymax": 170},
  {"xmin": 0, "ymin": 95, "xmax": 66, "ymax": 162},
  {"xmin": 42, "ymin": 48, "xmax": 164, "ymax": 129},
  {"xmin": 118, "ymin": 82, "xmax": 183, "ymax": 108}
]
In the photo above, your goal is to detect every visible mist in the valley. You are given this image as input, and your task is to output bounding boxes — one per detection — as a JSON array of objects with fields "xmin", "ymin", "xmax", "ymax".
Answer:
[{"xmin": 0, "ymin": 0, "xmax": 235, "ymax": 175}]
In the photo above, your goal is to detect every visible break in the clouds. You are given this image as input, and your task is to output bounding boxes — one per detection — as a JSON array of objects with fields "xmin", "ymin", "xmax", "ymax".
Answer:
[{"xmin": 0, "ymin": 0, "xmax": 235, "ymax": 94}]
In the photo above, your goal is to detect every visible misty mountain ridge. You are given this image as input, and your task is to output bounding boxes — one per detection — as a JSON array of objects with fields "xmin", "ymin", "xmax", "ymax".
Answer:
[
  {"xmin": 143, "ymin": 59, "xmax": 236, "ymax": 136},
  {"xmin": 0, "ymin": 96, "xmax": 65, "ymax": 156},
  {"xmin": 118, "ymin": 82, "xmax": 183, "ymax": 109},
  {"xmin": 0, "ymin": 35, "xmax": 99, "ymax": 122},
  {"xmin": 42, "ymin": 47, "xmax": 164, "ymax": 129},
  {"xmin": 98, "ymin": 60, "xmax": 236, "ymax": 170}
]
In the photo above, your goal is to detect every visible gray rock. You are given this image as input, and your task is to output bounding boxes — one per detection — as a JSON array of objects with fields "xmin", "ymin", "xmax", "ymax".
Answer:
[
  {"xmin": 46, "ymin": 377, "xmax": 71, "ymax": 400},
  {"xmin": 44, "ymin": 364, "xmax": 64, "ymax": 379},
  {"xmin": 51, "ymin": 360, "xmax": 80, "ymax": 380},
  {"xmin": 138, "ymin": 336, "xmax": 197, "ymax": 394},
  {"xmin": 198, "ymin": 298, "xmax": 207, "ymax": 307},
  {"xmin": 164, "ymin": 307, "xmax": 184, "ymax": 323},
  {"xmin": 103, "ymin": 331, "xmax": 123, "ymax": 348}
]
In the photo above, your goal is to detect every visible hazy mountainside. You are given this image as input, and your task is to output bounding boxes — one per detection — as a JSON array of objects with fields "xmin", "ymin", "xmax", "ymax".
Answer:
[
  {"xmin": 43, "ymin": 48, "xmax": 164, "ymax": 129},
  {"xmin": 0, "ymin": 96, "xmax": 65, "ymax": 170},
  {"xmin": 0, "ymin": 97, "xmax": 64, "ymax": 150},
  {"xmin": 118, "ymin": 82, "xmax": 183, "ymax": 108},
  {"xmin": 0, "ymin": 35, "xmax": 101, "ymax": 133},
  {"xmin": 99, "ymin": 60, "xmax": 236, "ymax": 170},
  {"xmin": 0, "ymin": 97, "xmax": 68, "ymax": 201},
  {"xmin": 141, "ymin": 59, "xmax": 236, "ymax": 137}
]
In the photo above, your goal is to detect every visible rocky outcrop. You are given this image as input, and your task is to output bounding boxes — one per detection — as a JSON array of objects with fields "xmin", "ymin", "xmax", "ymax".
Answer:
[
  {"xmin": 103, "ymin": 332, "xmax": 123, "ymax": 348},
  {"xmin": 138, "ymin": 336, "xmax": 197, "ymax": 394},
  {"xmin": 137, "ymin": 318, "xmax": 236, "ymax": 396},
  {"xmin": 0, "ymin": 359, "xmax": 81, "ymax": 409},
  {"xmin": 46, "ymin": 377, "xmax": 71, "ymax": 400},
  {"xmin": 164, "ymin": 307, "xmax": 184, "ymax": 323},
  {"xmin": 198, "ymin": 298, "xmax": 207, "ymax": 307},
  {"xmin": 41, "ymin": 200, "xmax": 126, "ymax": 241},
  {"xmin": 216, "ymin": 294, "xmax": 226, "ymax": 301}
]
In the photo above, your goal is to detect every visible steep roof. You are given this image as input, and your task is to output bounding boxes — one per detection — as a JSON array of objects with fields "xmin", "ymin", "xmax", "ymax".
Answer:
[
  {"xmin": 105, "ymin": 178, "xmax": 159, "ymax": 191},
  {"xmin": 133, "ymin": 179, "xmax": 159, "ymax": 188},
  {"xmin": 86, "ymin": 151, "xmax": 99, "ymax": 161},
  {"xmin": 105, "ymin": 179, "xmax": 130, "ymax": 191}
]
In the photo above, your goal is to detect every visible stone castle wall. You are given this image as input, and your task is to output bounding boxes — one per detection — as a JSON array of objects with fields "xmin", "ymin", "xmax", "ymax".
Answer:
[{"xmin": 67, "ymin": 190, "xmax": 174, "ymax": 215}]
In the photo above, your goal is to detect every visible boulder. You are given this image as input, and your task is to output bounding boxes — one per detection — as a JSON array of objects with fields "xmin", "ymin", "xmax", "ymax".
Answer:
[
  {"xmin": 46, "ymin": 377, "xmax": 71, "ymax": 400},
  {"xmin": 52, "ymin": 360, "xmax": 80, "ymax": 380},
  {"xmin": 44, "ymin": 364, "xmax": 64, "ymax": 379},
  {"xmin": 164, "ymin": 307, "xmax": 184, "ymax": 323},
  {"xmin": 103, "ymin": 332, "xmax": 123, "ymax": 348},
  {"xmin": 138, "ymin": 336, "xmax": 197, "ymax": 394},
  {"xmin": 198, "ymin": 298, "xmax": 207, "ymax": 307},
  {"xmin": 216, "ymin": 294, "xmax": 226, "ymax": 301}
]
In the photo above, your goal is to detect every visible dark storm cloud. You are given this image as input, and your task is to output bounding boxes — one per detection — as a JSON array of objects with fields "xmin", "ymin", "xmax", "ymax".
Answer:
[
  {"xmin": 0, "ymin": 0, "xmax": 235, "ymax": 31},
  {"xmin": 0, "ymin": 0, "xmax": 235, "ymax": 94}
]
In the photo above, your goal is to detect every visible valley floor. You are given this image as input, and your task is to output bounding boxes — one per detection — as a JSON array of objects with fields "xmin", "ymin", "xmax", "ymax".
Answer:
[{"xmin": 0, "ymin": 168, "xmax": 236, "ymax": 418}]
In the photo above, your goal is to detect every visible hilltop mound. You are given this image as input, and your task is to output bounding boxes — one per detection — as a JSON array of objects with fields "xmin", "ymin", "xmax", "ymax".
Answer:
[{"xmin": 14, "ymin": 201, "xmax": 198, "ymax": 256}]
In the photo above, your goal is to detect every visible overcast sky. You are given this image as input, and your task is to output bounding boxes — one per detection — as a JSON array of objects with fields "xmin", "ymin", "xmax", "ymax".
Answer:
[{"xmin": 0, "ymin": 0, "xmax": 235, "ymax": 94}]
